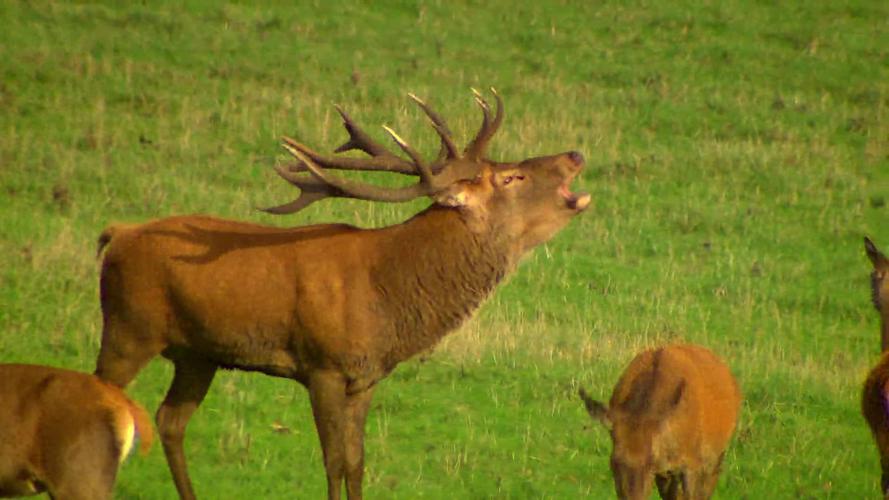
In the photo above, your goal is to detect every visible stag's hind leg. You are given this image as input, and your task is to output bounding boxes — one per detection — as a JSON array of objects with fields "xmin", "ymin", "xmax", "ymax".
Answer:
[
  {"xmin": 95, "ymin": 314, "xmax": 167, "ymax": 388},
  {"xmin": 96, "ymin": 259, "xmax": 171, "ymax": 387},
  {"xmin": 157, "ymin": 355, "xmax": 217, "ymax": 500}
]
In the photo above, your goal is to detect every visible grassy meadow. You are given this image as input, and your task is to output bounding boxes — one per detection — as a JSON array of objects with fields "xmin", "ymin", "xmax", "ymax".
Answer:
[{"xmin": 1, "ymin": 0, "xmax": 887, "ymax": 498}]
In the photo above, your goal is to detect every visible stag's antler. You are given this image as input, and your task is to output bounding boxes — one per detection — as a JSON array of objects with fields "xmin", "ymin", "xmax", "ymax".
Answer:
[
  {"xmin": 464, "ymin": 87, "xmax": 504, "ymax": 160},
  {"xmin": 407, "ymin": 93, "xmax": 459, "ymax": 162},
  {"xmin": 263, "ymin": 89, "xmax": 504, "ymax": 214}
]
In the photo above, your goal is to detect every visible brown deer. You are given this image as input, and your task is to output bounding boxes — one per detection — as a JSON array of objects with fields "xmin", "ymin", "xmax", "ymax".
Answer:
[
  {"xmin": 862, "ymin": 236, "xmax": 889, "ymax": 498},
  {"xmin": 578, "ymin": 344, "xmax": 741, "ymax": 499},
  {"xmin": 0, "ymin": 364, "xmax": 153, "ymax": 500},
  {"xmin": 93, "ymin": 90, "xmax": 590, "ymax": 499}
]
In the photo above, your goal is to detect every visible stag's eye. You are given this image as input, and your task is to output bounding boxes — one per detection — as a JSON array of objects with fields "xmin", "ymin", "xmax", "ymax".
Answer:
[{"xmin": 502, "ymin": 175, "xmax": 525, "ymax": 185}]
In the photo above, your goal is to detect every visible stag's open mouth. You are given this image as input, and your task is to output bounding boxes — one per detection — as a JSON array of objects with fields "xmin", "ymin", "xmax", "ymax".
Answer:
[{"xmin": 560, "ymin": 175, "xmax": 591, "ymax": 211}]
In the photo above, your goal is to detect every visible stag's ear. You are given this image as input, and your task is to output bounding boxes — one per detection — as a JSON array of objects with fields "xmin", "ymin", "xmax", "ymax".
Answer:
[
  {"xmin": 434, "ymin": 182, "xmax": 474, "ymax": 207},
  {"xmin": 579, "ymin": 388, "xmax": 612, "ymax": 430},
  {"xmin": 865, "ymin": 237, "xmax": 888, "ymax": 268},
  {"xmin": 433, "ymin": 169, "xmax": 493, "ymax": 208}
]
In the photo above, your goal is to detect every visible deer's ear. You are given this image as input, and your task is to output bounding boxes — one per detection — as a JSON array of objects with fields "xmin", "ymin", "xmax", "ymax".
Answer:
[
  {"xmin": 866, "ymin": 237, "xmax": 888, "ymax": 268},
  {"xmin": 434, "ymin": 179, "xmax": 487, "ymax": 208},
  {"xmin": 579, "ymin": 388, "xmax": 612, "ymax": 430},
  {"xmin": 434, "ymin": 185, "xmax": 471, "ymax": 207},
  {"xmin": 434, "ymin": 169, "xmax": 493, "ymax": 208}
]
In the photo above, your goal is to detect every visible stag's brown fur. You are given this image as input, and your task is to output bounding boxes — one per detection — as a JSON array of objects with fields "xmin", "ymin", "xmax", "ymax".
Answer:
[
  {"xmin": 579, "ymin": 344, "xmax": 741, "ymax": 500},
  {"xmin": 0, "ymin": 364, "xmax": 152, "ymax": 500},
  {"xmin": 862, "ymin": 237, "xmax": 889, "ymax": 498},
  {"xmin": 95, "ymin": 134, "xmax": 588, "ymax": 499}
]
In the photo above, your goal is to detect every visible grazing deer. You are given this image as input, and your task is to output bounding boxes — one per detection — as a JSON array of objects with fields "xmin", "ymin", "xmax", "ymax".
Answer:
[
  {"xmin": 579, "ymin": 344, "xmax": 741, "ymax": 500},
  {"xmin": 0, "ymin": 364, "xmax": 152, "ymax": 500},
  {"xmin": 862, "ymin": 236, "xmax": 889, "ymax": 498},
  {"xmin": 94, "ymin": 90, "xmax": 590, "ymax": 499}
]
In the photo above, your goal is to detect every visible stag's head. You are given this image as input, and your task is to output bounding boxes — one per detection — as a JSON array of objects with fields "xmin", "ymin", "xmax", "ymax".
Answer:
[
  {"xmin": 866, "ymin": 237, "xmax": 889, "ymax": 313},
  {"xmin": 266, "ymin": 89, "xmax": 589, "ymax": 251}
]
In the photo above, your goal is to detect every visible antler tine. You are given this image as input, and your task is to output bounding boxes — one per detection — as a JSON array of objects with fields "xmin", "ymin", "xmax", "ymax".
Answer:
[
  {"xmin": 470, "ymin": 87, "xmax": 492, "ymax": 135},
  {"xmin": 278, "ymin": 137, "xmax": 434, "ymax": 206},
  {"xmin": 489, "ymin": 87, "xmax": 505, "ymax": 135},
  {"xmin": 464, "ymin": 87, "xmax": 504, "ymax": 160},
  {"xmin": 260, "ymin": 165, "xmax": 347, "ymax": 214},
  {"xmin": 333, "ymin": 105, "xmax": 393, "ymax": 158},
  {"xmin": 284, "ymin": 106, "xmax": 417, "ymax": 176},
  {"xmin": 283, "ymin": 138, "xmax": 417, "ymax": 175},
  {"xmin": 408, "ymin": 93, "xmax": 460, "ymax": 161},
  {"xmin": 381, "ymin": 125, "xmax": 436, "ymax": 186}
]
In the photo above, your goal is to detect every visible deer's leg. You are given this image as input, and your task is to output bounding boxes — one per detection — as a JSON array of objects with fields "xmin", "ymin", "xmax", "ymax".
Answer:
[
  {"xmin": 156, "ymin": 356, "xmax": 217, "ymax": 500},
  {"xmin": 881, "ymin": 452, "xmax": 889, "ymax": 499},
  {"xmin": 696, "ymin": 454, "xmax": 727, "ymax": 499},
  {"xmin": 344, "ymin": 387, "xmax": 375, "ymax": 500},
  {"xmin": 655, "ymin": 472, "xmax": 681, "ymax": 500},
  {"xmin": 308, "ymin": 371, "xmax": 348, "ymax": 500},
  {"xmin": 683, "ymin": 462, "xmax": 723, "ymax": 500},
  {"xmin": 883, "ymin": 473, "xmax": 889, "ymax": 500}
]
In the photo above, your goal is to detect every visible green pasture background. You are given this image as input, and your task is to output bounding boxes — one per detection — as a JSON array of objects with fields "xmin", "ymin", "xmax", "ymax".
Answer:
[{"xmin": 1, "ymin": 1, "xmax": 887, "ymax": 498}]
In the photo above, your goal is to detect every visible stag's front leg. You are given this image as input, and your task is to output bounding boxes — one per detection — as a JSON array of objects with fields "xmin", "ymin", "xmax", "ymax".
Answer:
[
  {"xmin": 309, "ymin": 371, "xmax": 349, "ymax": 500},
  {"xmin": 344, "ymin": 387, "xmax": 375, "ymax": 500}
]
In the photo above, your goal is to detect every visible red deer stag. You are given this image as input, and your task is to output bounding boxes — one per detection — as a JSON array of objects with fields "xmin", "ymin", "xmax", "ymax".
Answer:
[
  {"xmin": 579, "ymin": 344, "xmax": 741, "ymax": 499},
  {"xmin": 0, "ymin": 364, "xmax": 153, "ymax": 499},
  {"xmin": 862, "ymin": 236, "xmax": 889, "ymax": 498},
  {"xmin": 94, "ymin": 89, "xmax": 590, "ymax": 499}
]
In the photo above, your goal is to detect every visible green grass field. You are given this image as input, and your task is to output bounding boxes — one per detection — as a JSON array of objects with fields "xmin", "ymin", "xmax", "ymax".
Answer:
[{"xmin": 1, "ymin": 1, "xmax": 887, "ymax": 498}]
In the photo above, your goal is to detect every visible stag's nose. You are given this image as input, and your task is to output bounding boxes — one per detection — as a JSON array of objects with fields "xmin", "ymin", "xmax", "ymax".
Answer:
[{"xmin": 567, "ymin": 151, "xmax": 584, "ymax": 165}]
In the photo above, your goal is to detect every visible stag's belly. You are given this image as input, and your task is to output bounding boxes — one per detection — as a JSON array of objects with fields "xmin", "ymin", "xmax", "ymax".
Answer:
[
  {"xmin": 177, "ymin": 325, "xmax": 304, "ymax": 379},
  {"xmin": 164, "ymin": 269, "xmax": 309, "ymax": 378}
]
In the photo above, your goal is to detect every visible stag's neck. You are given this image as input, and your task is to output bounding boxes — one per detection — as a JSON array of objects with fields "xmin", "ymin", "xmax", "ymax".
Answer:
[{"xmin": 374, "ymin": 206, "xmax": 517, "ymax": 366}]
